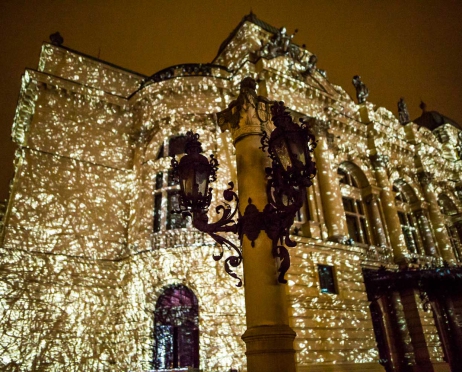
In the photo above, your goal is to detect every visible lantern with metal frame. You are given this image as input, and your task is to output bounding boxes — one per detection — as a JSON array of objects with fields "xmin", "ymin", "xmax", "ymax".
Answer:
[{"xmin": 170, "ymin": 101, "xmax": 317, "ymax": 285}]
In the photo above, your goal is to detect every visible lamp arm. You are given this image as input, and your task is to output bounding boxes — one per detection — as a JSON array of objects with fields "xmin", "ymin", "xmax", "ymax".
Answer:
[{"xmin": 189, "ymin": 182, "xmax": 243, "ymax": 287}]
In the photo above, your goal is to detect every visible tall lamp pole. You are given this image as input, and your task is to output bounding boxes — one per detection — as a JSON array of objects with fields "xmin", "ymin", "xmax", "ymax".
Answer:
[{"xmin": 171, "ymin": 77, "xmax": 317, "ymax": 372}]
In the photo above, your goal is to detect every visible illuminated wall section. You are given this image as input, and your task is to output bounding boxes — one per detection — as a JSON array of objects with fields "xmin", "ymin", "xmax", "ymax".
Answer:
[
  {"xmin": 0, "ymin": 47, "xmax": 139, "ymax": 370},
  {"xmin": 121, "ymin": 75, "xmax": 247, "ymax": 371}
]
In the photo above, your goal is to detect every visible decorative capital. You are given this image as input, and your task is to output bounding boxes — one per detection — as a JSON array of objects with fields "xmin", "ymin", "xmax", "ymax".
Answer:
[
  {"xmin": 216, "ymin": 77, "xmax": 271, "ymax": 143},
  {"xmin": 370, "ymin": 154, "xmax": 389, "ymax": 169},
  {"xmin": 417, "ymin": 171, "xmax": 434, "ymax": 185}
]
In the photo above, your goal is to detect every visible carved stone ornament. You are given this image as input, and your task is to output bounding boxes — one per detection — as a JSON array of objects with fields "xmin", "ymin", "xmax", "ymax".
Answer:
[
  {"xmin": 398, "ymin": 97, "xmax": 410, "ymax": 125},
  {"xmin": 310, "ymin": 118, "xmax": 330, "ymax": 137},
  {"xmin": 370, "ymin": 154, "xmax": 389, "ymax": 169},
  {"xmin": 352, "ymin": 75, "xmax": 369, "ymax": 104},
  {"xmin": 417, "ymin": 171, "xmax": 435, "ymax": 186},
  {"xmin": 216, "ymin": 77, "xmax": 271, "ymax": 143}
]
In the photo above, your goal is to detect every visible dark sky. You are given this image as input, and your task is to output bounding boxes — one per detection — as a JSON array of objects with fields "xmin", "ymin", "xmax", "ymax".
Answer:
[{"xmin": 1, "ymin": 1, "xmax": 462, "ymax": 200}]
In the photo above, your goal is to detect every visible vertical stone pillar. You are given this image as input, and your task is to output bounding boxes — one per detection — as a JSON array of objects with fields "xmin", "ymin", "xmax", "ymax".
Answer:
[
  {"xmin": 217, "ymin": 78, "xmax": 296, "ymax": 372},
  {"xmin": 399, "ymin": 288, "xmax": 434, "ymax": 371},
  {"xmin": 388, "ymin": 291, "xmax": 416, "ymax": 371},
  {"xmin": 312, "ymin": 120, "xmax": 348, "ymax": 242},
  {"xmin": 414, "ymin": 210, "xmax": 437, "ymax": 256},
  {"xmin": 365, "ymin": 193, "xmax": 388, "ymax": 248},
  {"xmin": 371, "ymin": 155, "xmax": 408, "ymax": 265},
  {"xmin": 417, "ymin": 172, "xmax": 456, "ymax": 263}
]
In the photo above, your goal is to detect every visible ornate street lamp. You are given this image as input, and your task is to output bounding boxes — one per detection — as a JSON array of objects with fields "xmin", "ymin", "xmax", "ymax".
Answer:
[
  {"xmin": 171, "ymin": 132, "xmax": 218, "ymax": 213},
  {"xmin": 171, "ymin": 101, "xmax": 317, "ymax": 285}
]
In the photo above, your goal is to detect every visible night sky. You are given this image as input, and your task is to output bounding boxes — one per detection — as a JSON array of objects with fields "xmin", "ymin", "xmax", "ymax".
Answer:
[{"xmin": 1, "ymin": 1, "xmax": 461, "ymax": 200}]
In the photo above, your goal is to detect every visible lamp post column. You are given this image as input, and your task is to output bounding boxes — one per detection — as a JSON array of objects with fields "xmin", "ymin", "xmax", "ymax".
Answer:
[{"xmin": 217, "ymin": 78, "xmax": 296, "ymax": 372}]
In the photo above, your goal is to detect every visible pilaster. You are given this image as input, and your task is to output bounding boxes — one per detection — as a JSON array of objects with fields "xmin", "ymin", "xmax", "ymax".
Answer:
[
  {"xmin": 417, "ymin": 172, "xmax": 456, "ymax": 264},
  {"xmin": 370, "ymin": 154, "xmax": 408, "ymax": 265},
  {"xmin": 312, "ymin": 119, "xmax": 348, "ymax": 242}
]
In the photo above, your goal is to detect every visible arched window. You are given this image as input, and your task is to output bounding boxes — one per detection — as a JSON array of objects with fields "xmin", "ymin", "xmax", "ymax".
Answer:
[
  {"xmin": 438, "ymin": 194, "xmax": 462, "ymax": 261},
  {"xmin": 153, "ymin": 284, "xmax": 199, "ymax": 370},
  {"xmin": 338, "ymin": 162, "xmax": 371, "ymax": 245},
  {"xmin": 393, "ymin": 181, "xmax": 427, "ymax": 255}
]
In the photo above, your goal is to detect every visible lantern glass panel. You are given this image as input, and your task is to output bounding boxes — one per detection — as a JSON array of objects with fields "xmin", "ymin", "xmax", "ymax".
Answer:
[
  {"xmin": 289, "ymin": 136, "xmax": 306, "ymax": 168},
  {"xmin": 195, "ymin": 166, "xmax": 209, "ymax": 197},
  {"xmin": 180, "ymin": 166, "xmax": 196, "ymax": 197},
  {"xmin": 273, "ymin": 136, "xmax": 291, "ymax": 171}
]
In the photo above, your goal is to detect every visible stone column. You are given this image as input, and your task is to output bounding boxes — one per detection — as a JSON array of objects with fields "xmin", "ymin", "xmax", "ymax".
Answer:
[
  {"xmin": 414, "ymin": 209, "xmax": 437, "ymax": 257},
  {"xmin": 365, "ymin": 193, "xmax": 388, "ymax": 248},
  {"xmin": 312, "ymin": 120, "xmax": 348, "ymax": 242},
  {"xmin": 417, "ymin": 172, "xmax": 456, "ymax": 263},
  {"xmin": 217, "ymin": 78, "xmax": 296, "ymax": 372},
  {"xmin": 370, "ymin": 155, "xmax": 408, "ymax": 265}
]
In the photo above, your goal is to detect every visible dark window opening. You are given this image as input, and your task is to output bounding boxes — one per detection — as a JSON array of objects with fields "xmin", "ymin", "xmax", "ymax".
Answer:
[
  {"xmin": 342, "ymin": 197, "xmax": 369, "ymax": 244},
  {"xmin": 398, "ymin": 211, "xmax": 421, "ymax": 254},
  {"xmin": 168, "ymin": 135, "xmax": 187, "ymax": 157},
  {"xmin": 168, "ymin": 168, "xmax": 179, "ymax": 187},
  {"xmin": 153, "ymin": 194, "xmax": 162, "ymax": 233},
  {"xmin": 156, "ymin": 143, "xmax": 165, "ymax": 160},
  {"xmin": 167, "ymin": 191, "xmax": 187, "ymax": 230},
  {"xmin": 153, "ymin": 285, "xmax": 199, "ymax": 370},
  {"xmin": 155, "ymin": 172, "xmax": 164, "ymax": 190},
  {"xmin": 318, "ymin": 264, "xmax": 336, "ymax": 294}
]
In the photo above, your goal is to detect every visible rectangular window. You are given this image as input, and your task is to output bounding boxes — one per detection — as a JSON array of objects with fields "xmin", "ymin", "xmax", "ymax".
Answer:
[
  {"xmin": 153, "ymin": 193, "xmax": 162, "ymax": 233},
  {"xmin": 318, "ymin": 264, "xmax": 336, "ymax": 294}
]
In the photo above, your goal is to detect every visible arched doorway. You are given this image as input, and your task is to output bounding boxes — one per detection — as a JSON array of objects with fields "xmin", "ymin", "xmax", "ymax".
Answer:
[{"xmin": 153, "ymin": 284, "xmax": 199, "ymax": 370}]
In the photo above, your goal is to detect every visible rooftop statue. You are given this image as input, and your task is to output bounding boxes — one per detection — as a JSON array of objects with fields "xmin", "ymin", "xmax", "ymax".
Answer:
[
  {"xmin": 301, "ymin": 54, "xmax": 318, "ymax": 77},
  {"xmin": 352, "ymin": 75, "xmax": 369, "ymax": 104},
  {"xmin": 258, "ymin": 27, "xmax": 299, "ymax": 60},
  {"xmin": 398, "ymin": 97, "xmax": 410, "ymax": 125},
  {"xmin": 49, "ymin": 32, "xmax": 63, "ymax": 46}
]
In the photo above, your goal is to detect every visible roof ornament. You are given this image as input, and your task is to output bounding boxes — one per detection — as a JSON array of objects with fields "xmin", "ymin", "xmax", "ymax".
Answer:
[
  {"xmin": 420, "ymin": 101, "xmax": 427, "ymax": 112},
  {"xmin": 257, "ymin": 26, "xmax": 301, "ymax": 61},
  {"xmin": 398, "ymin": 98, "xmax": 410, "ymax": 125},
  {"xmin": 352, "ymin": 75, "xmax": 369, "ymax": 104},
  {"xmin": 49, "ymin": 32, "xmax": 63, "ymax": 46},
  {"xmin": 301, "ymin": 54, "xmax": 318, "ymax": 77}
]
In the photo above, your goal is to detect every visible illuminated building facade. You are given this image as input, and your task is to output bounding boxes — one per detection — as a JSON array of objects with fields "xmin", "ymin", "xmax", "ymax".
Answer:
[{"xmin": 1, "ymin": 13, "xmax": 462, "ymax": 372}]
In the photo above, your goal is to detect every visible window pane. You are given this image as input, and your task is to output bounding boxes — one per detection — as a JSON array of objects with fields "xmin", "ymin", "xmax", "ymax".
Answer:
[
  {"xmin": 167, "ymin": 192, "xmax": 187, "ymax": 230},
  {"xmin": 318, "ymin": 265, "xmax": 336, "ymax": 294},
  {"xmin": 338, "ymin": 168, "xmax": 348, "ymax": 184},
  {"xmin": 342, "ymin": 197, "xmax": 355, "ymax": 213},
  {"xmin": 155, "ymin": 172, "xmax": 163, "ymax": 190},
  {"xmin": 356, "ymin": 200, "xmax": 364, "ymax": 215},
  {"xmin": 168, "ymin": 168, "xmax": 179, "ymax": 186},
  {"xmin": 360, "ymin": 217, "xmax": 370, "ymax": 245},
  {"xmin": 153, "ymin": 194, "xmax": 162, "ymax": 233},
  {"xmin": 346, "ymin": 215, "xmax": 361, "ymax": 242}
]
